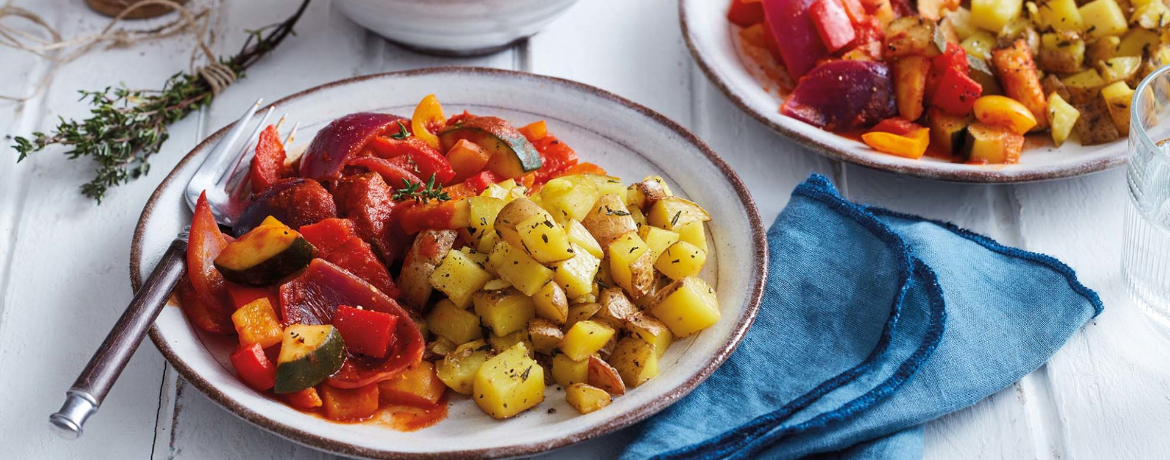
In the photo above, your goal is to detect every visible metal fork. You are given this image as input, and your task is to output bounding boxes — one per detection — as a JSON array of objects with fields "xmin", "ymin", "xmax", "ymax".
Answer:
[{"xmin": 49, "ymin": 99, "xmax": 286, "ymax": 439}]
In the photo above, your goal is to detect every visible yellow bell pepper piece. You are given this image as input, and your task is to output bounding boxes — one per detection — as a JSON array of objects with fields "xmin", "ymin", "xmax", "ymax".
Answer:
[{"xmin": 861, "ymin": 128, "xmax": 930, "ymax": 159}]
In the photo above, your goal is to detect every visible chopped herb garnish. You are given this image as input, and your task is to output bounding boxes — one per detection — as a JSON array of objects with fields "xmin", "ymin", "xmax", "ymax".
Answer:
[
  {"xmin": 393, "ymin": 173, "xmax": 451, "ymax": 203},
  {"xmin": 671, "ymin": 211, "xmax": 682, "ymax": 227},
  {"xmin": 390, "ymin": 121, "xmax": 411, "ymax": 140}
]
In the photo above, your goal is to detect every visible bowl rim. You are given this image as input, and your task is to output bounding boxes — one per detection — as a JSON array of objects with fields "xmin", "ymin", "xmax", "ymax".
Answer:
[
  {"xmin": 678, "ymin": 0, "xmax": 1128, "ymax": 183},
  {"xmin": 130, "ymin": 66, "xmax": 768, "ymax": 459}
]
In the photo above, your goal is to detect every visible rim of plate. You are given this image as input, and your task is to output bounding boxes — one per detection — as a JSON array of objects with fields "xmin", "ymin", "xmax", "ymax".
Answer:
[
  {"xmin": 678, "ymin": 0, "xmax": 1129, "ymax": 183},
  {"xmin": 130, "ymin": 67, "xmax": 767, "ymax": 459}
]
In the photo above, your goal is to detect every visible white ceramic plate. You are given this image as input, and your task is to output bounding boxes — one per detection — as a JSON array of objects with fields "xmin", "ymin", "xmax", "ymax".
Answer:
[
  {"xmin": 680, "ymin": 0, "xmax": 1128, "ymax": 182},
  {"xmin": 132, "ymin": 68, "xmax": 766, "ymax": 459}
]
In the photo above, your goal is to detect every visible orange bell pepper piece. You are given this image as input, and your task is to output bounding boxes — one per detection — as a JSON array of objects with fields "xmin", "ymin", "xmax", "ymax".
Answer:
[{"xmin": 861, "ymin": 128, "xmax": 931, "ymax": 159}]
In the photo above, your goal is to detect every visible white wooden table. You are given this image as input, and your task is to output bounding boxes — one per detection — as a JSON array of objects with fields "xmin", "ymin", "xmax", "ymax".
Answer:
[{"xmin": 1, "ymin": 1, "xmax": 1166, "ymax": 458}]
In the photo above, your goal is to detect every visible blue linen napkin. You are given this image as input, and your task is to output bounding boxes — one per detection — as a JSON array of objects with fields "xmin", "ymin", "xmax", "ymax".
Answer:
[{"xmin": 620, "ymin": 174, "xmax": 1101, "ymax": 460}]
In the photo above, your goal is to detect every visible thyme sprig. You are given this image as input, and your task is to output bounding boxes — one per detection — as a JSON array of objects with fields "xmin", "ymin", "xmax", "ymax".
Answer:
[
  {"xmin": 11, "ymin": 0, "xmax": 311, "ymax": 203},
  {"xmin": 393, "ymin": 173, "xmax": 451, "ymax": 204}
]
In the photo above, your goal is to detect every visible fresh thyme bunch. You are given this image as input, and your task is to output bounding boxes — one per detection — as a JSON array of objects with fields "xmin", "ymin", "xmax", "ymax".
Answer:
[{"xmin": 11, "ymin": 0, "xmax": 310, "ymax": 203}]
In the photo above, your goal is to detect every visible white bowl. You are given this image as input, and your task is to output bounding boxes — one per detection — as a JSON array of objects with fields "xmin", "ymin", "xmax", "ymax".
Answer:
[
  {"xmin": 335, "ymin": 0, "xmax": 579, "ymax": 56},
  {"xmin": 132, "ymin": 68, "xmax": 766, "ymax": 459}
]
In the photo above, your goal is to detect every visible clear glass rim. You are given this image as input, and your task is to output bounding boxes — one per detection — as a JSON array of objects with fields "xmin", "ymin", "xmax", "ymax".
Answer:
[{"xmin": 1132, "ymin": 64, "xmax": 1170, "ymax": 155}]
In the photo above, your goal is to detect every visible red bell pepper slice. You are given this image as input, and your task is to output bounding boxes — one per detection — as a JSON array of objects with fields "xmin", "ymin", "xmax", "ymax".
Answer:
[
  {"xmin": 333, "ymin": 305, "xmax": 399, "ymax": 359},
  {"xmin": 367, "ymin": 136, "xmax": 456, "ymax": 184},
  {"xmin": 559, "ymin": 162, "xmax": 608, "ymax": 177},
  {"xmin": 298, "ymin": 218, "xmax": 358, "ymax": 256},
  {"xmin": 185, "ymin": 191, "xmax": 235, "ymax": 333},
  {"xmin": 926, "ymin": 43, "xmax": 968, "ymax": 103},
  {"xmin": 348, "ymin": 156, "xmax": 422, "ymax": 190},
  {"xmin": 869, "ymin": 117, "xmax": 925, "ymax": 136},
  {"xmin": 932, "ymin": 67, "xmax": 982, "ymax": 117},
  {"xmin": 230, "ymin": 343, "xmax": 277, "ymax": 391},
  {"xmin": 531, "ymin": 134, "xmax": 579, "ymax": 185},
  {"xmin": 394, "ymin": 199, "xmax": 470, "ymax": 235},
  {"xmin": 248, "ymin": 125, "xmax": 287, "ymax": 194},
  {"xmin": 462, "ymin": 170, "xmax": 502, "ymax": 194},
  {"xmin": 227, "ymin": 284, "xmax": 280, "ymax": 312},
  {"xmin": 809, "ymin": 0, "xmax": 857, "ymax": 53},
  {"xmin": 728, "ymin": 0, "xmax": 765, "ymax": 26}
]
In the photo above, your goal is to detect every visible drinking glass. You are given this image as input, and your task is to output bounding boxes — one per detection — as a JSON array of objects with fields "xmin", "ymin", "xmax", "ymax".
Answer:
[{"xmin": 1125, "ymin": 64, "xmax": 1170, "ymax": 325}]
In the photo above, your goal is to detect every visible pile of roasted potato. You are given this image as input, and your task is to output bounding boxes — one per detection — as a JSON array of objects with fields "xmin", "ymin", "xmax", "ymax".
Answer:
[
  {"xmin": 942, "ymin": 0, "xmax": 1170, "ymax": 146},
  {"xmin": 408, "ymin": 174, "xmax": 720, "ymax": 418}
]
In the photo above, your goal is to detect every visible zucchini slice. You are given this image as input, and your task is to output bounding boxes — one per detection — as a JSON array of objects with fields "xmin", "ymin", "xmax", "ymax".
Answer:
[
  {"xmin": 438, "ymin": 116, "xmax": 541, "ymax": 179},
  {"xmin": 928, "ymin": 110, "xmax": 971, "ymax": 158},
  {"xmin": 214, "ymin": 217, "xmax": 317, "ymax": 286},
  {"xmin": 274, "ymin": 324, "xmax": 346, "ymax": 393}
]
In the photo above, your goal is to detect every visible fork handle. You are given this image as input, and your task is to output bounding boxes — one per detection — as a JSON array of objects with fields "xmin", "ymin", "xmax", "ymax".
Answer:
[{"xmin": 49, "ymin": 237, "xmax": 188, "ymax": 439}]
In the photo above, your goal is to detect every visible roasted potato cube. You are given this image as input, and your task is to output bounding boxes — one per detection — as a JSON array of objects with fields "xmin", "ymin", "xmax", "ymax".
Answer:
[
  {"xmin": 565, "ymin": 220, "xmax": 604, "ymax": 259},
  {"xmin": 528, "ymin": 318, "xmax": 565, "ymax": 355},
  {"xmin": 488, "ymin": 240, "xmax": 554, "ymax": 296},
  {"xmin": 608, "ymin": 337, "xmax": 660, "ymax": 388},
  {"xmin": 627, "ymin": 311, "xmax": 674, "ymax": 358},
  {"xmin": 437, "ymin": 340, "xmax": 492, "ymax": 394},
  {"xmin": 1038, "ymin": 32, "xmax": 1084, "ymax": 74},
  {"xmin": 540, "ymin": 175, "xmax": 600, "ymax": 222},
  {"xmin": 397, "ymin": 229, "xmax": 457, "ymax": 310},
  {"xmin": 473, "ymin": 288, "xmax": 536, "ymax": 337},
  {"xmin": 647, "ymin": 197, "xmax": 711, "ymax": 231},
  {"xmin": 461, "ymin": 196, "xmax": 506, "ymax": 252},
  {"xmin": 1097, "ymin": 57, "xmax": 1141, "ymax": 86},
  {"xmin": 427, "ymin": 299, "xmax": 484, "ymax": 345},
  {"xmin": 1086, "ymin": 36, "xmax": 1120, "ymax": 64},
  {"xmin": 473, "ymin": 342, "xmax": 544, "ymax": 419},
  {"xmin": 675, "ymin": 221, "xmax": 708, "ymax": 253},
  {"xmin": 884, "ymin": 17, "xmax": 939, "ymax": 59},
  {"xmin": 1116, "ymin": 29, "xmax": 1161, "ymax": 58},
  {"xmin": 1061, "ymin": 69, "xmax": 1108, "ymax": 104},
  {"xmin": 553, "ymin": 243, "xmax": 602, "ymax": 299},
  {"xmin": 1132, "ymin": 0, "xmax": 1170, "ymax": 29},
  {"xmin": 515, "ymin": 214, "xmax": 575, "ymax": 264},
  {"xmin": 970, "ymin": 0, "xmax": 1021, "ymax": 32},
  {"xmin": 489, "ymin": 330, "xmax": 533, "ymax": 356},
  {"xmin": 551, "ymin": 353, "xmax": 589, "ymax": 387},
  {"xmin": 533, "ymin": 281, "xmax": 569, "ymax": 325},
  {"xmin": 1100, "ymin": 81, "xmax": 1134, "ymax": 133},
  {"xmin": 596, "ymin": 287, "xmax": 638, "ymax": 326},
  {"xmin": 428, "ymin": 336, "xmax": 457, "ymax": 357},
  {"xmin": 1073, "ymin": 97, "xmax": 1121, "ymax": 145},
  {"xmin": 429, "ymin": 249, "xmax": 494, "ymax": 308},
  {"xmin": 587, "ymin": 355, "xmax": 626, "ymax": 395},
  {"xmin": 655, "ymin": 241, "xmax": 708, "ymax": 281},
  {"xmin": 565, "ymin": 383, "xmax": 612, "ymax": 414},
  {"xmin": 638, "ymin": 225, "xmax": 681, "ymax": 262},
  {"xmin": 1034, "ymin": 0, "xmax": 1083, "ymax": 33},
  {"xmin": 560, "ymin": 320, "xmax": 616, "ymax": 361},
  {"xmin": 1046, "ymin": 93, "xmax": 1081, "ymax": 147},
  {"xmin": 608, "ymin": 232, "xmax": 656, "ymax": 298},
  {"xmin": 566, "ymin": 302, "xmax": 602, "ymax": 329},
  {"xmin": 944, "ymin": 7, "xmax": 978, "ymax": 40},
  {"xmin": 494, "ymin": 197, "xmax": 552, "ymax": 247},
  {"xmin": 482, "ymin": 278, "xmax": 512, "ymax": 291},
  {"xmin": 627, "ymin": 178, "xmax": 669, "ymax": 211},
  {"xmin": 651, "ymin": 277, "xmax": 721, "ymax": 338},
  {"xmin": 960, "ymin": 31, "xmax": 996, "ymax": 61},
  {"xmin": 1079, "ymin": 0, "xmax": 1127, "ymax": 39},
  {"xmin": 581, "ymin": 194, "xmax": 638, "ymax": 251},
  {"xmin": 588, "ymin": 175, "xmax": 628, "ymax": 202}
]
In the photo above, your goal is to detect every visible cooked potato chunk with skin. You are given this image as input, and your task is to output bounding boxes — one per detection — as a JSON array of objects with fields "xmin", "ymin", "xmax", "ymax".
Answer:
[
  {"xmin": 608, "ymin": 337, "xmax": 659, "ymax": 388},
  {"xmin": 437, "ymin": 340, "xmax": 492, "ymax": 394},
  {"xmin": 528, "ymin": 318, "xmax": 565, "ymax": 355},
  {"xmin": 494, "ymin": 197, "xmax": 552, "ymax": 247},
  {"xmin": 608, "ymin": 232, "xmax": 655, "ymax": 298},
  {"xmin": 651, "ymin": 276, "xmax": 721, "ymax": 338},
  {"xmin": 588, "ymin": 176, "xmax": 628, "ymax": 201},
  {"xmin": 426, "ymin": 299, "xmax": 484, "ymax": 345},
  {"xmin": 473, "ymin": 288, "xmax": 536, "ymax": 336},
  {"xmin": 596, "ymin": 287, "xmax": 637, "ymax": 326},
  {"xmin": 1100, "ymin": 81, "xmax": 1134, "ymax": 133},
  {"xmin": 429, "ymin": 249, "xmax": 493, "ymax": 308},
  {"xmin": 627, "ymin": 178, "xmax": 668, "ymax": 211},
  {"xmin": 489, "ymin": 330, "xmax": 533, "ymax": 356},
  {"xmin": 675, "ymin": 221, "xmax": 707, "ymax": 252},
  {"xmin": 560, "ymin": 320, "xmax": 616, "ymax": 361},
  {"xmin": 647, "ymin": 197, "xmax": 711, "ymax": 231},
  {"xmin": 552, "ymin": 353, "xmax": 590, "ymax": 387},
  {"xmin": 566, "ymin": 302, "xmax": 602, "ymax": 329},
  {"xmin": 397, "ymin": 229, "xmax": 457, "ymax": 310},
  {"xmin": 540, "ymin": 175, "xmax": 600, "ymax": 222},
  {"xmin": 655, "ymin": 241, "xmax": 707, "ymax": 281},
  {"xmin": 461, "ymin": 196, "xmax": 506, "ymax": 252},
  {"xmin": 638, "ymin": 226, "xmax": 680, "ymax": 262},
  {"xmin": 514, "ymin": 214, "xmax": 575, "ymax": 264},
  {"xmin": 587, "ymin": 355, "xmax": 626, "ymax": 395},
  {"xmin": 488, "ymin": 240, "xmax": 554, "ymax": 296},
  {"xmin": 473, "ymin": 343, "xmax": 545, "ymax": 419},
  {"xmin": 581, "ymin": 194, "xmax": 638, "ymax": 251},
  {"xmin": 565, "ymin": 383, "xmax": 612, "ymax": 414},
  {"xmin": 553, "ymin": 243, "xmax": 602, "ymax": 299},
  {"xmin": 627, "ymin": 311, "xmax": 674, "ymax": 358},
  {"xmin": 565, "ymin": 220, "xmax": 604, "ymax": 259},
  {"xmin": 533, "ymin": 281, "xmax": 569, "ymax": 325}
]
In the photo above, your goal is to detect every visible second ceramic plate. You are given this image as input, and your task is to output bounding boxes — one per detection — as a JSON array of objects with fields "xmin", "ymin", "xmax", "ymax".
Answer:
[
  {"xmin": 680, "ymin": 0, "xmax": 1128, "ymax": 182},
  {"xmin": 132, "ymin": 67, "xmax": 766, "ymax": 459}
]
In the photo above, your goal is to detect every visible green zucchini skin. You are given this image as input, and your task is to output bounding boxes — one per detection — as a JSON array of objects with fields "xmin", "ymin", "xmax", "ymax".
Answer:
[
  {"xmin": 929, "ymin": 111, "xmax": 971, "ymax": 159},
  {"xmin": 274, "ymin": 325, "xmax": 346, "ymax": 394},
  {"xmin": 438, "ymin": 116, "xmax": 542, "ymax": 178},
  {"xmin": 216, "ymin": 235, "xmax": 317, "ymax": 286}
]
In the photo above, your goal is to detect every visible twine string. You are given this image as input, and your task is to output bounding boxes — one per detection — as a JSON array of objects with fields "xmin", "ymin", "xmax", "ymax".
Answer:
[{"xmin": 0, "ymin": 0, "xmax": 235, "ymax": 101}]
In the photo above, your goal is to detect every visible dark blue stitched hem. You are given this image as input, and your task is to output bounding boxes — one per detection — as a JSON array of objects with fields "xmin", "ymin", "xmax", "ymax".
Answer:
[
  {"xmin": 861, "ymin": 206, "xmax": 1104, "ymax": 317},
  {"xmin": 653, "ymin": 174, "xmax": 921, "ymax": 460}
]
